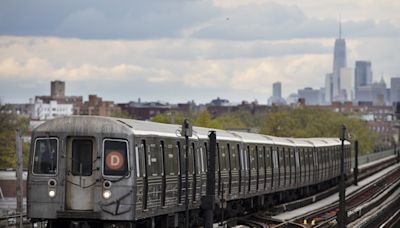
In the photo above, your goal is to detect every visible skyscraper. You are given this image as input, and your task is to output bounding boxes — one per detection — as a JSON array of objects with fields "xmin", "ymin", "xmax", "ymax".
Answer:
[
  {"xmin": 273, "ymin": 82, "xmax": 282, "ymax": 98},
  {"xmin": 325, "ymin": 73, "xmax": 333, "ymax": 103},
  {"xmin": 390, "ymin": 77, "xmax": 400, "ymax": 104},
  {"xmin": 339, "ymin": 68, "xmax": 353, "ymax": 101},
  {"xmin": 354, "ymin": 61, "xmax": 372, "ymax": 102},
  {"xmin": 268, "ymin": 81, "xmax": 286, "ymax": 105},
  {"xmin": 332, "ymin": 22, "xmax": 347, "ymax": 100},
  {"xmin": 354, "ymin": 61, "xmax": 372, "ymax": 87}
]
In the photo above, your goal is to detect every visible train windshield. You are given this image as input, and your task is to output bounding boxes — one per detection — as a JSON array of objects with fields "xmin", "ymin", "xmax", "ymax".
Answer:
[
  {"xmin": 33, "ymin": 138, "xmax": 58, "ymax": 175},
  {"xmin": 103, "ymin": 139, "xmax": 129, "ymax": 176}
]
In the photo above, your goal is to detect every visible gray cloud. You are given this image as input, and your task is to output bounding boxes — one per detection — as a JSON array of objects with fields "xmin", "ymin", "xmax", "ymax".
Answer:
[{"xmin": 1, "ymin": 1, "xmax": 399, "ymax": 40}]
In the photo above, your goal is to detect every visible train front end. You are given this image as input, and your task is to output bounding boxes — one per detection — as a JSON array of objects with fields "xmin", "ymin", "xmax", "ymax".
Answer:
[{"xmin": 27, "ymin": 116, "xmax": 136, "ymax": 228}]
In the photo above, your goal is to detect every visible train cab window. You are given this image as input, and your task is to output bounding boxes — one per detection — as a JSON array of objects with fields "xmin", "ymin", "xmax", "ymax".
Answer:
[
  {"xmin": 165, "ymin": 144, "xmax": 178, "ymax": 176},
  {"xmin": 33, "ymin": 138, "xmax": 58, "ymax": 175},
  {"xmin": 148, "ymin": 143, "xmax": 162, "ymax": 176},
  {"xmin": 103, "ymin": 139, "xmax": 128, "ymax": 176},
  {"xmin": 73, "ymin": 139, "xmax": 93, "ymax": 176}
]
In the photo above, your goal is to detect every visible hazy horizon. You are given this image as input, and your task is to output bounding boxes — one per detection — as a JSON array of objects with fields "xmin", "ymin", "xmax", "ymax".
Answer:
[{"xmin": 1, "ymin": 0, "xmax": 399, "ymax": 104}]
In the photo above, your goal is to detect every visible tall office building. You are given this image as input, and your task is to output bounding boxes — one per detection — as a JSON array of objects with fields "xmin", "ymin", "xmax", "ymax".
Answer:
[
  {"xmin": 268, "ymin": 81, "xmax": 286, "ymax": 105},
  {"xmin": 298, "ymin": 87, "xmax": 322, "ymax": 105},
  {"xmin": 325, "ymin": 73, "xmax": 333, "ymax": 103},
  {"xmin": 354, "ymin": 61, "xmax": 372, "ymax": 101},
  {"xmin": 339, "ymin": 68, "xmax": 353, "ymax": 101},
  {"xmin": 332, "ymin": 22, "xmax": 347, "ymax": 100},
  {"xmin": 273, "ymin": 82, "xmax": 282, "ymax": 98},
  {"xmin": 390, "ymin": 77, "xmax": 400, "ymax": 104}
]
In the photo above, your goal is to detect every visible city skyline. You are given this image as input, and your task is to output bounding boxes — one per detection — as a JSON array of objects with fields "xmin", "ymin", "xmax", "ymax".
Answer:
[{"xmin": 0, "ymin": 0, "xmax": 399, "ymax": 104}]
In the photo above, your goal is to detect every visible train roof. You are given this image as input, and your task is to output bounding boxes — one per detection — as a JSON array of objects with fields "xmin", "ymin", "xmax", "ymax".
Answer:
[
  {"xmin": 288, "ymin": 138, "xmax": 315, "ymax": 147},
  {"xmin": 34, "ymin": 116, "xmax": 133, "ymax": 135},
  {"xmin": 33, "ymin": 116, "xmax": 350, "ymax": 146},
  {"xmin": 229, "ymin": 131, "xmax": 274, "ymax": 144}
]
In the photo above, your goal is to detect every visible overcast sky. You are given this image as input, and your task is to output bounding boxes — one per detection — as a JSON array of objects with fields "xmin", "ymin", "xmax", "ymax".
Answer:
[{"xmin": 1, "ymin": 0, "xmax": 399, "ymax": 104}]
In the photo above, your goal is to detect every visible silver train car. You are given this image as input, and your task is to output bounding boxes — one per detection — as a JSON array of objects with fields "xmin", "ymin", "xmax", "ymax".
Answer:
[{"xmin": 27, "ymin": 116, "xmax": 351, "ymax": 227}]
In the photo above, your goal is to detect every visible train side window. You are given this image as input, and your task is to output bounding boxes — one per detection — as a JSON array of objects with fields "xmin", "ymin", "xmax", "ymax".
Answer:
[
  {"xmin": 160, "ymin": 141, "xmax": 165, "ymax": 176},
  {"xmin": 188, "ymin": 143, "xmax": 195, "ymax": 174},
  {"xmin": 33, "ymin": 138, "xmax": 58, "ymax": 175},
  {"xmin": 148, "ymin": 143, "xmax": 161, "ymax": 176},
  {"xmin": 165, "ymin": 143, "xmax": 178, "ymax": 176},
  {"xmin": 295, "ymin": 149, "xmax": 300, "ymax": 167},
  {"xmin": 176, "ymin": 141, "xmax": 183, "ymax": 175},
  {"xmin": 243, "ymin": 145, "xmax": 249, "ymax": 171},
  {"xmin": 103, "ymin": 139, "xmax": 129, "ymax": 176},
  {"xmin": 203, "ymin": 142, "xmax": 208, "ymax": 172},
  {"xmin": 73, "ymin": 139, "xmax": 93, "ymax": 176},
  {"xmin": 237, "ymin": 144, "xmax": 242, "ymax": 171},
  {"xmin": 194, "ymin": 143, "xmax": 202, "ymax": 174},
  {"xmin": 139, "ymin": 140, "xmax": 147, "ymax": 177},
  {"xmin": 135, "ymin": 143, "xmax": 147, "ymax": 177},
  {"xmin": 272, "ymin": 149, "xmax": 278, "ymax": 169}
]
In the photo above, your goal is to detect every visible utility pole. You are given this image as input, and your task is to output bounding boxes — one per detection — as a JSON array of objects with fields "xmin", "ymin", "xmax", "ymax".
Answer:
[
  {"xmin": 15, "ymin": 129, "xmax": 23, "ymax": 228},
  {"xmin": 181, "ymin": 120, "xmax": 192, "ymax": 228},
  {"xmin": 202, "ymin": 131, "xmax": 216, "ymax": 228},
  {"xmin": 338, "ymin": 125, "xmax": 347, "ymax": 227},
  {"xmin": 353, "ymin": 140, "xmax": 359, "ymax": 186}
]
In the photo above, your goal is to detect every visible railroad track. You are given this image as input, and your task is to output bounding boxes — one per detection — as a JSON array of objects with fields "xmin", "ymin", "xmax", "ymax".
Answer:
[
  {"xmin": 222, "ymin": 161, "xmax": 400, "ymax": 228},
  {"xmin": 291, "ymin": 167, "xmax": 400, "ymax": 227}
]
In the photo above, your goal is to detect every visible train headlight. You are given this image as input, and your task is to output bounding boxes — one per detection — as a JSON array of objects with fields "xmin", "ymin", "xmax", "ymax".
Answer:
[
  {"xmin": 103, "ymin": 190, "xmax": 112, "ymax": 199},
  {"xmin": 48, "ymin": 190, "xmax": 56, "ymax": 198}
]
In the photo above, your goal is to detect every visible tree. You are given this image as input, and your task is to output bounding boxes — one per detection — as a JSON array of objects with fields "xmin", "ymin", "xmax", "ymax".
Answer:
[
  {"xmin": 260, "ymin": 108, "xmax": 377, "ymax": 155},
  {"xmin": 0, "ymin": 104, "xmax": 30, "ymax": 169}
]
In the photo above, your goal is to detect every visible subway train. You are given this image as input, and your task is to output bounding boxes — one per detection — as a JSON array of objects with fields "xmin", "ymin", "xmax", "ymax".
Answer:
[{"xmin": 27, "ymin": 116, "xmax": 351, "ymax": 227}]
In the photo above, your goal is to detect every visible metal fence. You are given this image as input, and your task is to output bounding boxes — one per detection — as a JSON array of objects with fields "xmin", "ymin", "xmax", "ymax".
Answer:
[{"xmin": 352, "ymin": 149, "xmax": 396, "ymax": 167}]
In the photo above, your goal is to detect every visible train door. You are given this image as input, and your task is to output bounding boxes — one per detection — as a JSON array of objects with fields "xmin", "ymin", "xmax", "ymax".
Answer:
[
  {"xmin": 135, "ymin": 140, "xmax": 148, "ymax": 212},
  {"xmin": 163, "ymin": 141, "xmax": 178, "ymax": 208},
  {"xmin": 278, "ymin": 147, "xmax": 285, "ymax": 189},
  {"xmin": 66, "ymin": 137, "xmax": 96, "ymax": 210},
  {"xmin": 299, "ymin": 148, "xmax": 305, "ymax": 186},
  {"xmin": 147, "ymin": 140, "xmax": 163, "ymax": 210},
  {"xmin": 308, "ymin": 149, "xmax": 314, "ymax": 184},
  {"xmin": 284, "ymin": 148, "xmax": 290, "ymax": 187},
  {"xmin": 248, "ymin": 145, "xmax": 257, "ymax": 193},
  {"xmin": 257, "ymin": 146, "xmax": 265, "ymax": 192},
  {"xmin": 290, "ymin": 148, "xmax": 296, "ymax": 188},
  {"xmin": 272, "ymin": 147, "xmax": 279, "ymax": 190},
  {"xmin": 238, "ymin": 144, "xmax": 244, "ymax": 195},
  {"xmin": 189, "ymin": 142, "xmax": 200, "ymax": 203},
  {"xmin": 227, "ymin": 144, "xmax": 232, "ymax": 195},
  {"xmin": 294, "ymin": 148, "xmax": 300, "ymax": 187},
  {"xmin": 265, "ymin": 147, "xmax": 273, "ymax": 192},
  {"xmin": 230, "ymin": 144, "xmax": 240, "ymax": 197}
]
